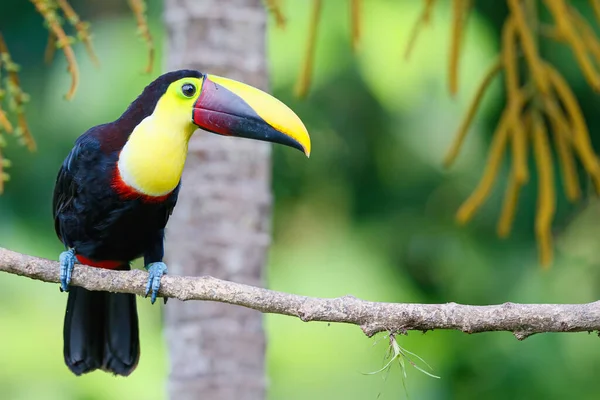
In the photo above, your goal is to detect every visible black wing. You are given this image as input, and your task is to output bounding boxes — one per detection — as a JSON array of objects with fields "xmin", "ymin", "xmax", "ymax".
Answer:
[
  {"xmin": 160, "ymin": 182, "xmax": 181, "ymax": 228},
  {"xmin": 52, "ymin": 134, "xmax": 100, "ymax": 244}
]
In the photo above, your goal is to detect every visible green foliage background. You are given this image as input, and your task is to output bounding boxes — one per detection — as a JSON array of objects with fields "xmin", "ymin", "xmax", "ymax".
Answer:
[{"xmin": 2, "ymin": 0, "xmax": 600, "ymax": 399}]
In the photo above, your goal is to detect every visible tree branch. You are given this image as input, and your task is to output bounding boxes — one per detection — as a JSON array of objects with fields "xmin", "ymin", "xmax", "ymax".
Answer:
[{"xmin": 1, "ymin": 246, "xmax": 599, "ymax": 339}]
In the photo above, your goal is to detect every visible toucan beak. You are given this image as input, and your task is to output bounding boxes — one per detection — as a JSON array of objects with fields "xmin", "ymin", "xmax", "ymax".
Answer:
[{"xmin": 192, "ymin": 74, "xmax": 311, "ymax": 157}]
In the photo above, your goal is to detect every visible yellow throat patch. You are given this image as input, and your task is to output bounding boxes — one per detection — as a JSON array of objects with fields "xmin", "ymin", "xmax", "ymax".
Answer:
[{"xmin": 117, "ymin": 77, "xmax": 203, "ymax": 197}]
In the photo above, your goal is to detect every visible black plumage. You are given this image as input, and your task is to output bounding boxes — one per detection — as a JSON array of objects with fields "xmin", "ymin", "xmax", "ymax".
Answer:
[{"xmin": 52, "ymin": 70, "xmax": 201, "ymax": 376}]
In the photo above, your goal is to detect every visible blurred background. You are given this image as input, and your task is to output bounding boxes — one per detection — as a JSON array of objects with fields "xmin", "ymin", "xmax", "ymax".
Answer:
[{"xmin": 2, "ymin": 0, "xmax": 600, "ymax": 399}]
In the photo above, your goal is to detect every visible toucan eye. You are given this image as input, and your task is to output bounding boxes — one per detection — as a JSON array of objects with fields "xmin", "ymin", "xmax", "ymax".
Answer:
[{"xmin": 182, "ymin": 83, "xmax": 196, "ymax": 97}]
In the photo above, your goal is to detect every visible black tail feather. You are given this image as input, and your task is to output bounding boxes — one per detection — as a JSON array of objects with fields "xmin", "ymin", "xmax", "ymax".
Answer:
[
  {"xmin": 103, "ymin": 291, "xmax": 140, "ymax": 374},
  {"xmin": 63, "ymin": 285, "xmax": 140, "ymax": 376},
  {"xmin": 63, "ymin": 286, "xmax": 104, "ymax": 375}
]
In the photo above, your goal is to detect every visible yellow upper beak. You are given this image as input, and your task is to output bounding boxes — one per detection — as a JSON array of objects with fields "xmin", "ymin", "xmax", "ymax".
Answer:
[{"xmin": 192, "ymin": 74, "xmax": 311, "ymax": 157}]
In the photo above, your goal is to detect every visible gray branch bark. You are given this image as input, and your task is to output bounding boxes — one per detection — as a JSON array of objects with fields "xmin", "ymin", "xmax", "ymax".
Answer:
[{"xmin": 3, "ymin": 247, "xmax": 600, "ymax": 341}]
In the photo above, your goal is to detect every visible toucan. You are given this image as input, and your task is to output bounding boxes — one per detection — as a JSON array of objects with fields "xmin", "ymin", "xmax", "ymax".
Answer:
[{"xmin": 52, "ymin": 69, "xmax": 311, "ymax": 376}]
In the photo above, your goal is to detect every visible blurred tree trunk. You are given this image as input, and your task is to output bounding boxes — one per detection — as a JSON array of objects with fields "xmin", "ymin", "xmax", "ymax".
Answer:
[{"xmin": 163, "ymin": 1, "xmax": 270, "ymax": 399}]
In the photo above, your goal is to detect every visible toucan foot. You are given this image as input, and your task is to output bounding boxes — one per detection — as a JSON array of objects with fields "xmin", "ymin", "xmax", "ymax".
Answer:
[
  {"xmin": 59, "ymin": 249, "xmax": 77, "ymax": 292},
  {"xmin": 145, "ymin": 262, "xmax": 167, "ymax": 305}
]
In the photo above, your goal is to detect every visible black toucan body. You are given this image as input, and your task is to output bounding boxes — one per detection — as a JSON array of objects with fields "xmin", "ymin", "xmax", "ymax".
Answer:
[{"xmin": 52, "ymin": 69, "xmax": 311, "ymax": 376}]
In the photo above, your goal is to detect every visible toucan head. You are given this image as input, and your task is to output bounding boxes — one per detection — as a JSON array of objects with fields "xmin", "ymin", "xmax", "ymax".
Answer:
[{"xmin": 139, "ymin": 69, "xmax": 311, "ymax": 157}]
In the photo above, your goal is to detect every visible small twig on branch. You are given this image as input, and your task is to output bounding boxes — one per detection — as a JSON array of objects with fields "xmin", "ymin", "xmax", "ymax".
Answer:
[{"xmin": 1, "ymin": 246, "xmax": 600, "ymax": 339}]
